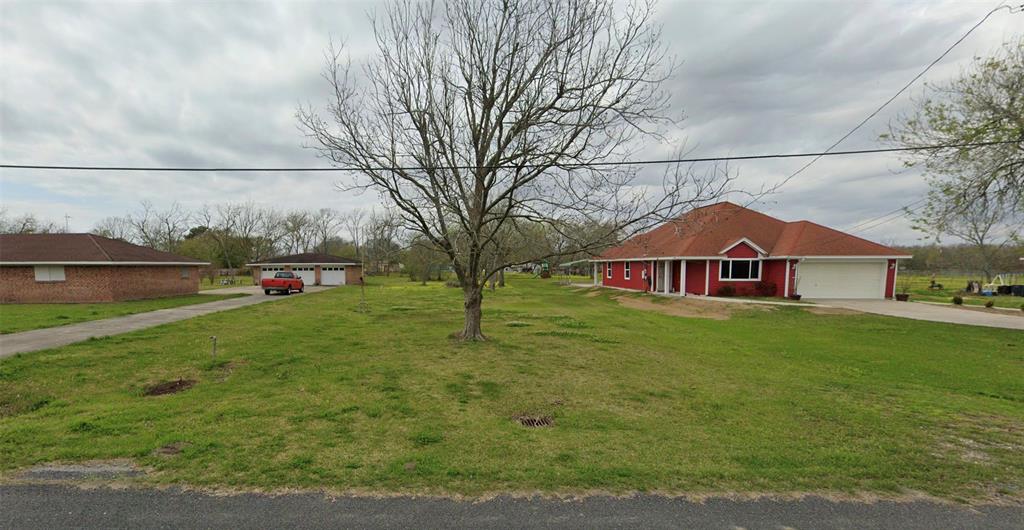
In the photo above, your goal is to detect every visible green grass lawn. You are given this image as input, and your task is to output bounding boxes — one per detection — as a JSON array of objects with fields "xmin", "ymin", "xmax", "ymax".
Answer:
[
  {"xmin": 1, "ymin": 276, "xmax": 1022, "ymax": 502},
  {"xmin": 902, "ymin": 273, "xmax": 1024, "ymax": 309},
  {"xmin": 0, "ymin": 294, "xmax": 247, "ymax": 334}
]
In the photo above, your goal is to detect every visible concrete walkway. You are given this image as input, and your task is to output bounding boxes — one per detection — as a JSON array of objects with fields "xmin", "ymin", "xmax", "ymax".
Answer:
[
  {"xmin": 0, "ymin": 287, "xmax": 332, "ymax": 358},
  {"xmin": 2, "ymin": 485, "xmax": 1021, "ymax": 529},
  {"xmin": 812, "ymin": 299, "xmax": 1024, "ymax": 330}
]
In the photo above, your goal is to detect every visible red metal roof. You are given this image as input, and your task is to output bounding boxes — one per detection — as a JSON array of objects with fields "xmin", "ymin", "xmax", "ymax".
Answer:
[
  {"xmin": 0, "ymin": 233, "xmax": 205, "ymax": 263},
  {"xmin": 598, "ymin": 202, "xmax": 904, "ymax": 260}
]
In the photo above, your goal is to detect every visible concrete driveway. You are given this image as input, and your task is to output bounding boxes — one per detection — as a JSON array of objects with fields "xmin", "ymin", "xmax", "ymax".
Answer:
[
  {"xmin": 812, "ymin": 299, "xmax": 1024, "ymax": 330},
  {"xmin": 0, "ymin": 286, "xmax": 333, "ymax": 358}
]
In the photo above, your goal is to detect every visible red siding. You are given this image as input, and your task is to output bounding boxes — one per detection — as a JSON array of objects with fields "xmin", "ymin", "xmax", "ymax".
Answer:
[
  {"xmin": 885, "ymin": 258, "xmax": 896, "ymax": 299},
  {"xmin": 602, "ymin": 261, "xmax": 651, "ymax": 291},
  {"xmin": 684, "ymin": 260, "xmax": 707, "ymax": 295},
  {"xmin": 724, "ymin": 242, "xmax": 760, "ymax": 259}
]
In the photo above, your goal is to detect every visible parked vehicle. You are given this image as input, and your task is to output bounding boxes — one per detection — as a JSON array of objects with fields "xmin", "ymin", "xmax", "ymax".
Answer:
[{"xmin": 261, "ymin": 271, "xmax": 304, "ymax": 295}]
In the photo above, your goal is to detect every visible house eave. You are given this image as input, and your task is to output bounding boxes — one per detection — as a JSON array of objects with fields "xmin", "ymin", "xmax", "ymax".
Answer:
[{"xmin": 0, "ymin": 261, "xmax": 209, "ymax": 266}]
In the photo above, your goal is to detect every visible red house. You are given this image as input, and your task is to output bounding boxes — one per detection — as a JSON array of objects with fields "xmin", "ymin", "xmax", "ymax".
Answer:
[{"xmin": 593, "ymin": 202, "xmax": 910, "ymax": 299}]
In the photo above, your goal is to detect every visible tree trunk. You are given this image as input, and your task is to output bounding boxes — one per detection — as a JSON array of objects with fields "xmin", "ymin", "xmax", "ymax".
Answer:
[
  {"xmin": 458, "ymin": 286, "xmax": 486, "ymax": 341},
  {"xmin": 498, "ymin": 269, "xmax": 505, "ymax": 287}
]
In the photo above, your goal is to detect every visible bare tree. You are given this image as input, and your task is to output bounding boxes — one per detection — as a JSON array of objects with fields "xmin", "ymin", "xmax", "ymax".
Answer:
[
  {"xmin": 310, "ymin": 208, "xmax": 342, "ymax": 253},
  {"xmin": 197, "ymin": 204, "xmax": 242, "ymax": 275},
  {"xmin": 130, "ymin": 201, "xmax": 190, "ymax": 252},
  {"xmin": 341, "ymin": 209, "xmax": 367, "ymax": 258},
  {"xmin": 91, "ymin": 216, "xmax": 135, "ymax": 241},
  {"xmin": 282, "ymin": 210, "xmax": 316, "ymax": 254},
  {"xmin": 301, "ymin": 0, "xmax": 733, "ymax": 339},
  {"xmin": 364, "ymin": 208, "xmax": 403, "ymax": 275},
  {"xmin": 0, "ymin": 209, "xmax": 62, "ymax": 234}
]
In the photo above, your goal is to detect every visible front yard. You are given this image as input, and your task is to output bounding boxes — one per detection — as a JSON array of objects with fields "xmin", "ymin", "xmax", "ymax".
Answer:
[
  {"xmin": 0, "ymin": 294, "xmax": 246, "ymax": 334},
  {"xmin": 1, "ymin": 276, "xmax": 1021, "ymax": 502}
]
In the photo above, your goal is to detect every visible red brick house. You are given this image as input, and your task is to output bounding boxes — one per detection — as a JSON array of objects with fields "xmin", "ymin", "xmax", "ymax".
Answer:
[
  {"xmin": 0, "ymin": 234, "xmax": 207, "ymax": 303},
  {"xmin": 594, "ymin": 202, "xmax": 910, "ymax": 299},
  {"xmin": 246, "ymin": 253, "xmax": 362, "ymax": 286}
]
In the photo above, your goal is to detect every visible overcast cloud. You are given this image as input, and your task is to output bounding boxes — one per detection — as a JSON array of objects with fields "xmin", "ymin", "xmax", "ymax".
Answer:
[{"xmin": 0, "ymin": 0, "xmax": 1020, "ymax": 244}]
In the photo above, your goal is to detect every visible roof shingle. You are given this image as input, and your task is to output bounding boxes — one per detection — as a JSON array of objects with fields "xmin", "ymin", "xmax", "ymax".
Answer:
[
  {"xmin": 0, "ymin": 233, "xmax": 205, "ymax": 264},
  {"xmin": 598, "ymin": 202, "xmax": 904, "ymax": 260}
]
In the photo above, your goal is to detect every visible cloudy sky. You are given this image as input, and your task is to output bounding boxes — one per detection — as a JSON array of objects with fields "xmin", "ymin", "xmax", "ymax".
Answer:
[{"xmin": 0, "ymin": 0, "xmax": 1019, "ymax": 243}]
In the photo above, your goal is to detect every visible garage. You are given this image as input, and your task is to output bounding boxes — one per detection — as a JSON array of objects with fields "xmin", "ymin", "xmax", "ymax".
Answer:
[
  {"xmin": 292, "ymin": 266, "xmax": 316, "ymax": 286},
  {"xmin": 798, "ymin": 260, "xmax": 887, "ymax": 299},
  {"xmin": 247, "ymin": 253, "xmax": 362, "ymax": 288},
  {"xmin": 320, "ymin": 266, "xmax": 346, "ymax": 286}
]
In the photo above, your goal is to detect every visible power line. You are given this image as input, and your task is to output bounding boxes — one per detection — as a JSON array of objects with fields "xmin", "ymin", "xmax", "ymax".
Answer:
[
  {"xmin": 0, "ymin": 140, "xmax": 1016, "ymax": 173},
  {"xmin": 770, "ymin": 2, "xmax": 1021, "ymax": 193}
]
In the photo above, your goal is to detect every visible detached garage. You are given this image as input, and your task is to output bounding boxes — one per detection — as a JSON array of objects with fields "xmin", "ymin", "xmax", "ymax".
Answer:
[{"xmin": 246, "ymin": 253, "xmax": 362, "ymax": 287}]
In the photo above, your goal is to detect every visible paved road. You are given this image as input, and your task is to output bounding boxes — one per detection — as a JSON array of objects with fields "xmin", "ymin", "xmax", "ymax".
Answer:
[
  {"xmin": 812, "ymin": 299, "xmax": 1024, "ymax": 330},
  {"xmin": 0, "ymin": 287, "xmax": 332, "ymax": 358},
  {"xmin": 1, "ymin": 485, "xmax": 1020, "ymax": 529}
]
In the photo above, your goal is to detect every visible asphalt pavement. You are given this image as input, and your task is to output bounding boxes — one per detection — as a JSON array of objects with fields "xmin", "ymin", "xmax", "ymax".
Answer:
[{"xmin": 1, "ymin": 485, "xmax": 1021, "ymax": 529}]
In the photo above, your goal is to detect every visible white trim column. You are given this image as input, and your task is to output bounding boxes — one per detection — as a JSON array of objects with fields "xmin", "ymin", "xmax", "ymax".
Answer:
[
  {"xmin": 783, "ymin": 260, "xmax": 790, "ymax": 297},
  {"xmin": 663, "ymin": 260, "xmax": 671, "ymax": 294},
  {"xmin": 704, "ymin": 259, "xmax": 710, "ymax": 295},
  {"xmin": 593, "ymin": 263, "xmax": 598, "ymax": 286},
  {"xmin": 679, "ymin": 260, "xmax": 686, "ymax": 296}
]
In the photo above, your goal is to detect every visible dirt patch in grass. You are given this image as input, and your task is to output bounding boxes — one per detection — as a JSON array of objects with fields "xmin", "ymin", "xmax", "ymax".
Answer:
[
  {"xmin": 613, "ymin": 295, "xmax": 769, "ymax": 320},
  {"xmin": 152, "ymin": 442, "xmax": 190, "ymax": 457},
  {"xmin": 144, "ymin": 379, "xmax": 196, "ymax": 396}
]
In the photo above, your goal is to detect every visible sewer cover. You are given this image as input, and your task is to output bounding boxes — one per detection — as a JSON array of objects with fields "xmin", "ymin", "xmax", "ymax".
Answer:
[{"xmin": 514, "ymin": 414, "xmax": 554, "ymax": 427}]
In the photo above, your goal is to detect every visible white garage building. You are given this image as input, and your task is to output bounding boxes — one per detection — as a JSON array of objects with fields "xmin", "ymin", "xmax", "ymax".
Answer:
[{"xmin": 247, "ymin": 253, "xmax": 362, "ymax": 287}]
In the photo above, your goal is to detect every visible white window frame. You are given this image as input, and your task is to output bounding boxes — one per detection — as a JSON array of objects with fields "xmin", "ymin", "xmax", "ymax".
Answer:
[
  {"xmin": 624, "ymin": 262, "xmax": 631, "ymax": 280},
  {"xmin": 606, "ymin": 262, "xmax": 612, "ymax": 279},
  {"xmin": 34, "ymin": 265, "xmax": 66, "ymax": 282},
  {"xmin": 718, "ymin": 259, "xmax": 761, "ymax": 282}
]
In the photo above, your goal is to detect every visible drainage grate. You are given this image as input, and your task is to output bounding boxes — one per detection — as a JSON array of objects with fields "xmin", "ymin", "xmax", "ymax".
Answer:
[{"xmin": 514, "ymin": 414, "xmax": 554, "ymax": 427}]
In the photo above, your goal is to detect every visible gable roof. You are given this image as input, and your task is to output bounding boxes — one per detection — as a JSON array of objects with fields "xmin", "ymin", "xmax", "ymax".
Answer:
[
  {"xmin": 0, "ymin": 233, "xmax": 206, "ymax": 264},
  {"xmin": 597, "ymin": 202, "xmax": 906, "ymax": 260},
  {"xmin": 247, "ymin": 253, "xmax": 360, "ymax": 265}
]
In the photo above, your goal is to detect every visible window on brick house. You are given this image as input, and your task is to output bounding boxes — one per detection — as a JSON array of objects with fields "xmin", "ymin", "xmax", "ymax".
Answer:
[
  {"xmin": 180, "ymin": 267, "xmax": 191, "ymax": 279},
  {"xmin": 34, "ymin": 265, "xmax": 65, "ymax": 282},
  {"xmin": 624, "ymin": 262, "xmax": 631, "ymax": 280}
]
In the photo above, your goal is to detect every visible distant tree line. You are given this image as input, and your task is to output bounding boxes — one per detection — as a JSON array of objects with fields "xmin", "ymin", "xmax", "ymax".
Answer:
[{"xmin": 895, "ymin": 243, "xmax": 1023, "ymax": 279}]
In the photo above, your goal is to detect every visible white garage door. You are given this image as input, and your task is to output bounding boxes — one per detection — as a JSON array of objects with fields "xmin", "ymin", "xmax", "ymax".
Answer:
[
  {"xmin": 798, "ymin": 260, "xmax": 887, "ymax": 299},
  {"xmin": 321, "ymin": 266, "xmax": 346, "ymax": 286},
  {"xmin": 292, "ymin": 266, "xmax": 316, "ymax": 286}
]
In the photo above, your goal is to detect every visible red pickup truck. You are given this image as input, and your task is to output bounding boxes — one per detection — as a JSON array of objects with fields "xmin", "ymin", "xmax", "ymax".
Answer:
[{"xmin": 262, "ymin": 271, "xmax": 304, "ymax": 295}]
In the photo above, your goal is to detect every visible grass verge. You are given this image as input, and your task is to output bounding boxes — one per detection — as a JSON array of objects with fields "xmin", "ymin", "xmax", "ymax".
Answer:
[
  {"xmin": 1, "ymin": 277, "xmax": 1021, "ymax": 501},
  {"xmin": 0, "ymin": 294, "xmax": 247, "ymax": 334}
]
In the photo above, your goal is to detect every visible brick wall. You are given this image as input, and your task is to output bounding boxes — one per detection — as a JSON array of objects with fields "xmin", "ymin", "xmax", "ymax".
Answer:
[
  {"xmin": 345, "ymin": 265, "xmax": 363, "ymax": 285},
  {"xmin": 0, "ymin": 265, "xmax": 200, "ymax": 303}
]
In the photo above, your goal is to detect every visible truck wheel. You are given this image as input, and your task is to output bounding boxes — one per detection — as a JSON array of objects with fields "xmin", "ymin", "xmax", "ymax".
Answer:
[
  {"xmin": 283, "ymin": 288, "xmax": 291, "ymax": 295},
  {"xmin": 264, "ymin": 289, "xmax": 271, "ymax": 295},
  {"xmin": 298, "ymin": 287, "xmax": 304, "ymax": 293}
]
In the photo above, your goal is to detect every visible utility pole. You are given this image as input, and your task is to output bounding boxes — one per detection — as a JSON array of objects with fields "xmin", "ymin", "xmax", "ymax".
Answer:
[{"xmin": 64, "ymin": 214, "xmax": 71, "ymax": 233}]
